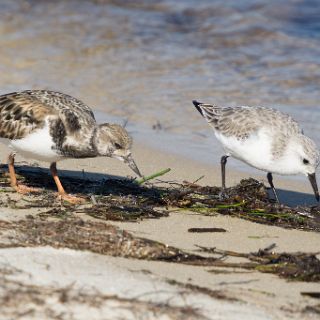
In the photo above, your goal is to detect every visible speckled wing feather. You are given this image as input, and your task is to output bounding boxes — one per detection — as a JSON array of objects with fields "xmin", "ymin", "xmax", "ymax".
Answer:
[
  {"xmin": 24, "ymin": 90, "xmax": 96, "ymax": 133},
  {"xmin": 0, "ymin": 92, "xmax": 56, "ymax": 140},
  {"xmin": 193, "ymin": 101, "xmax": 302, "ymax": 140}
]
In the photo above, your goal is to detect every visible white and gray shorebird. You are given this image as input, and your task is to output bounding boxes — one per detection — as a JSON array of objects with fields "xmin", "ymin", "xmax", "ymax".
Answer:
[
  {"xmin": 0, "ymin": 90, "xmax": 142, "ymax": 203},
  {"xmin": 192, "ymin": 100, "xmax": 320, "ymax": 203}
]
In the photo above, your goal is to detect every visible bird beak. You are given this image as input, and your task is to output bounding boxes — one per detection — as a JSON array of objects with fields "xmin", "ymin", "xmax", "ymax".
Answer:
[
  {"xmin": 308, "ymin": 173, "xmax": 319, "ymax": 202},
  {"xmin": 123, "ymin": 154, "xmax": 142, "ymax": 177}
]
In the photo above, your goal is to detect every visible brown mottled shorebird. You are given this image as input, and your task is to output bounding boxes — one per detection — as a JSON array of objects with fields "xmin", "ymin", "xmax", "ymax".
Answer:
[
  {"xmin": 0, "ymin": 90, "xmax": 142, "ymax": 203},
  {"xmin": 193, "ymin": 100, "xmax": 319, "ymax": 203}
]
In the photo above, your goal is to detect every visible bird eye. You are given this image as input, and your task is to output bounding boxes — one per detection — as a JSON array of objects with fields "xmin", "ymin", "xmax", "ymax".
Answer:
[
  {"xmin": 114, "ymin": 143, "xmax": 122, "ymax": 149},
  {"xmin": 303, "ymin": 158, "xmax": 309, "ymax": 165}
]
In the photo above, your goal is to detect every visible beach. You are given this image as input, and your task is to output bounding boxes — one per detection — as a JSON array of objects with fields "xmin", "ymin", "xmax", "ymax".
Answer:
[{"xmin": 0, "ymin": 0, "xmax": 320, "ymax": 319}]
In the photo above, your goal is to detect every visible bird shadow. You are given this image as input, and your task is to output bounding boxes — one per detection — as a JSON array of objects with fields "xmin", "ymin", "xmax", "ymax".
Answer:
[
  {"xmin": 1, "ymin": 164, "xmax": 169, "ymax": 210},
  {"xmin": 1, "ymin": 164, "xmax": 319, "ymax": 231},
  {"xmin": 9, "ymin": 164, "xmax": 144, "ymax": 196},
  {"xmin": 267, "ymin": 188, "xmax": 318, "ymax": 207},
  {"xmin": 1, "ymin": 164, "xmax": 318, "ymax": 208}
]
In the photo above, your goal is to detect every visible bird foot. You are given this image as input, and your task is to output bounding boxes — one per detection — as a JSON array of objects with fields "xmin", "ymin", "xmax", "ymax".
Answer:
[
  {"xmin": 57, "ymin": 193, "xmax": 86, "ymax": 204},
  {"xmin": 13, "ymin": 184, "xmax": 42, "ymax": 194}
]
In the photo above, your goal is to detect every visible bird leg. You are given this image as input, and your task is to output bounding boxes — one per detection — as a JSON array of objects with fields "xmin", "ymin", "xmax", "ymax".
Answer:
[
  {"xmin": 8, "ymin": 153, "xmax": 41, "ymax": 194},
  {"xmin": 267, "ymin": 172, "xmax": 280, "ymax": 203},
  {"xmin": 219, "ymin": 155, "xmax": 229, "ymax": 199},
  {"xmin": 50, "ymin": 162, "xmax": 85, "ymax": 204},
  {"xmin": 8, "ymin": 153, "xmax": 17, "ymax": 187}
]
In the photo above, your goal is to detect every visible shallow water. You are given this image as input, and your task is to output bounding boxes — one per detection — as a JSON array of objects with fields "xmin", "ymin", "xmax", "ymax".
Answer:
[{"xmin": 0, "ymin": 0, "xmax": 319, "ymax": 176}]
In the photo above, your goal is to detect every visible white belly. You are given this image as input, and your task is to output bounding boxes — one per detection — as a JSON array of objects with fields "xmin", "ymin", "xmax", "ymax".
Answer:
[
  {"xmin": 215, "ymin": 130, "xmax": 275, "ymax": 172},
  {"xmin": 2, "ymin": 122, "xmax": 64, "ymax": 163}
]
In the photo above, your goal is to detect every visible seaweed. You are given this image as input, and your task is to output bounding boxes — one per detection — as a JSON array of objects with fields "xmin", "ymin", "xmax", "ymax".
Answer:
[
  {"xmin": 0, "ymin": 217, "xmax": 319, "ymax": 282},
  {"xmin": 197, "ymin": 244, "xmax": 320, "ymax": 282},
  {"xmin": 0, "ymin": 165, "xmax": 319, "ymax": 231},
  {"xmin": 0, "ymin": 218, "xmax": 217, "ymax": 264}
]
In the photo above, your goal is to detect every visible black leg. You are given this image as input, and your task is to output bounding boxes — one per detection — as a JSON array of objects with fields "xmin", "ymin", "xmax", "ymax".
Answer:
[
  {"xmin": 221, "ymin": 155, "xmax": 229, "ymax": 190},
  {"xmin": 267, "ymin": 172, "xmax": 280, "ymax": 203}
]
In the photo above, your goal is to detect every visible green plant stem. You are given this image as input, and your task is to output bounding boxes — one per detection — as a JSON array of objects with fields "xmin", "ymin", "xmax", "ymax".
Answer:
[{"xmin": 136, "ymin": 168, "xmax": 171, "ymax": 185}]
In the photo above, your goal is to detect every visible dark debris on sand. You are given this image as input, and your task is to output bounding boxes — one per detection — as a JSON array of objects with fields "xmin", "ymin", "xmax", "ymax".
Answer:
[
  {"xmin": 0, "ymin": 218, "xmax": 215, "ymax": 264},
  {"xmin": 0, "ymin": 167, "xmax": 317, "ymax": 283},
  {"xmin": 197, "ymin": 244, "xmax": 320, "ymax": 282},
  {"xmin": 167, "ymin": 178, "xmax": 320, "ymax": 232},
  {"xmin": 0, "ymin": 218, "xmax": 319, "ymax": 282},
  {"xmin": 0, "ymin": 166, "xmax": 319, "ymax": 231}
]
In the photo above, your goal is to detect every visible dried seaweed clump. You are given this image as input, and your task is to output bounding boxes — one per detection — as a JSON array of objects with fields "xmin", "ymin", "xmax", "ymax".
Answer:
[
  {"xmin": 1, "ymin": 218, "xmax": 212, "ymax": 264},
  {"xmin": 164, "ymin": 179, "xmax": 320, "ymax": 232},
  {"xmin": 253, "ymin": 250, "xmax": 320, "ymax": 282},
  {"xmin": 199, "ymin": 244, "xmax": 320, "ymax": 282},
  {"xmin": 1, "ymin": 218, "xmax": 320, "ymax": 282},
  {"xmin": 1, "ymin": 166, "xmax": 320, "ymax": 231}
]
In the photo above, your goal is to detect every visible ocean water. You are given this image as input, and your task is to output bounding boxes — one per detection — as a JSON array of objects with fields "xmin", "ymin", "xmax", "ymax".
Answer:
[{"xmin": 0, "ymin": 0, "xmax": 319, "ymax": 177}]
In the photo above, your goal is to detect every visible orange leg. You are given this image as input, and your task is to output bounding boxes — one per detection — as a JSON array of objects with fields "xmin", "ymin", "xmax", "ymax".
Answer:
[
  {"xmin": 8, "ymin": 153, "xmax": 41, "ymax": 194},
  {"xmin": 50, "ymin": 162, "xmax": 66, "ymax": 194},
  {"xmin": 8, "ymin": 153, "xmax": 17, "ymax": 188},
  {"xmin": 50, "ymin": 162, "xmax": 85, "ymax": 204}
]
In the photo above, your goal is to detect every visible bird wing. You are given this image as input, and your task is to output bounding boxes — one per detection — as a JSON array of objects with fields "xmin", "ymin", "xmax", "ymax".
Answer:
[
  {"xmin": 22, "ymin": 90, "xmax": 96, "ymax": 134},
  {"xmin": 192, "ymin": 101, "xmax": 302, "ymax": 140},
  {"xmin": 0, "ymin": 92, "xmax": 56, "ymax": 140}
]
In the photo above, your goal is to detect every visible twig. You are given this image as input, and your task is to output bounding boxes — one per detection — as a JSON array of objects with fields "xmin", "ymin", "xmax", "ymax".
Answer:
[
  {"xmin": 188, "ymin": 227, "xmax": 227, "ymax": 233},
  {"xmin": 195, "ymin": 245, "xmax": 249, "ymax": 258},
  {"xmin": 191, "ymin": 175, "xmax": 205, "ymax": 185}
]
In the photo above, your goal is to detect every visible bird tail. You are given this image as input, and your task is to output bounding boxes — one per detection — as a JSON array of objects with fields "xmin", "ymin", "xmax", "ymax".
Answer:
[
  {"xmin": 192, "ymin": 100, "xmax": 220, "ymax": 124},
  {"xmin": 192, "ymin": 100, "xmax": 204, "ymax": 116}
]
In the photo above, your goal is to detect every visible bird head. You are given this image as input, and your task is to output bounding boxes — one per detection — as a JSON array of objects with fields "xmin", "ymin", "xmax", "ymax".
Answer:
[
  {"xmin": 290, "ymin": 134, "xmax": 320, "ymax": 201},
  {"xmin": 93, "ymin": 123, "xmax": 142, "ymax": 177}
]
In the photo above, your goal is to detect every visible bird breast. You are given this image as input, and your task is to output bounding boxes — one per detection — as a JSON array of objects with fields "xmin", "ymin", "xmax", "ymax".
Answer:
[
  {"xmin": 215, "ymin": 129, "xmax": 304, "ymax": 175},
  {"xmin": 215, "ymin": 129, "xmax": 276, "ymax": 173},
  {"xmin": 9, "ymin": 119, "xmax": 63, "ymax": 163}
]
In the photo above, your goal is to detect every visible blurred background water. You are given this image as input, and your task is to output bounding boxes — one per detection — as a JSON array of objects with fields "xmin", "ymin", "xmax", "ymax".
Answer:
[{"xmin": 0, "ymin": 0, "xmax": 319, "ymax": 176}]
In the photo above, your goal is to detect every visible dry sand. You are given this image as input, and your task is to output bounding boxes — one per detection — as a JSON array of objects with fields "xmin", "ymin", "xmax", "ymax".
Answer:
[{"xmin": 0, "ymin": 141, "xmax": 319, "ymax": 320}]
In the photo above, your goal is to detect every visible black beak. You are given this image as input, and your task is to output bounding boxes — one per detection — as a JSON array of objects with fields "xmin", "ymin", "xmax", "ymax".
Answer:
[
  {"xmin": 308, "ymin": 173, "xmax": 319, "ymax": 202},
  {"xmin": 124, "ymin": 154, "xmax": 142, "ymax": 177}
]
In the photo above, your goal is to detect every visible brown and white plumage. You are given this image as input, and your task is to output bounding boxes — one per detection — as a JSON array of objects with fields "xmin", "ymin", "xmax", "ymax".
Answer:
[{"xmin": 0, "ymin": 90, "xmax": 141, "ymax": 202}]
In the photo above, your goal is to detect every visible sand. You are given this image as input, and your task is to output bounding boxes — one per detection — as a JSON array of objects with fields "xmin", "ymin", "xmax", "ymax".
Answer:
[{"xmin": 0, "ymin": 141, "xmax": 319, "ymax": 320}]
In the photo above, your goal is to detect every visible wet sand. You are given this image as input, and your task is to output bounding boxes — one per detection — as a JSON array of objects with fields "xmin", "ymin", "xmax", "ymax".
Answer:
[{"xmin": 0, "ymin": 141, "xmax": 319, "ymax": 320}]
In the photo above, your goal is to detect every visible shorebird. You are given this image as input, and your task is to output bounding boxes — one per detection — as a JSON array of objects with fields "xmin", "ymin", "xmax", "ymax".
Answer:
[
  {"xmin": 0, "ymin": 90, "xmax": 142, "ymax": 203},
  {"xmin": 192, "ymin": 101, "xmax": 320, "ymax": 203}
]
